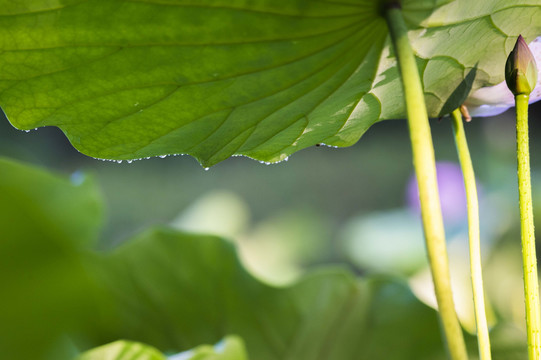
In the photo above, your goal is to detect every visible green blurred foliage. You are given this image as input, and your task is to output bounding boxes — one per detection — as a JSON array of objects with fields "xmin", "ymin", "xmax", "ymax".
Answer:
[
  {"xmin": 0, "ymin": 158, "xmax": 103, "ymax": 359},
  {"xmin": 2, "ymin": 96, "xmax": 541, "ymax": 360},
  {"xmin": 0, "ymin": 155, "xmax": 451, "ymax": 359}
]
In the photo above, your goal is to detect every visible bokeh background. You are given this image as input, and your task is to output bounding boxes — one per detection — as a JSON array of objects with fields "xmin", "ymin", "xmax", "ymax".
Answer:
[{"xmin": 3, "ymin": 101, "xmax": 541, "ymax": 348}]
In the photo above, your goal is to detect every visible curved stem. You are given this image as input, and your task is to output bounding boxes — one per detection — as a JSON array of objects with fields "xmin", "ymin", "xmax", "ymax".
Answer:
[
  {"xmin": 516, "ymin": 94, "xmax": 541, "ymax": 359},
  {"xmin": 451, "ymin": 109, "xmax": 492, "ymax": 360},
  {"xmin": 384, "ymin": 4, "xmax": 468, "ymax": 360}
]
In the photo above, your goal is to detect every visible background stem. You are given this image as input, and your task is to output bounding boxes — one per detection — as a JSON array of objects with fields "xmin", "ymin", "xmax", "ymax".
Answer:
[
  {"xmin": 451, "ymin": 109, "xmax": 491, "ymax": 360},
  {"xmin": 384, "ymin": 4, "xmax": 468, "ymax": 360},
  {"xmin": 516, "ymin": 94, "xmax": 541, "ymax": 359}
]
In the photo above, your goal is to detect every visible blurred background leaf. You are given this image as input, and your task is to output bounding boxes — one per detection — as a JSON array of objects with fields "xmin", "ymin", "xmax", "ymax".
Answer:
[
  {"xmin": 86, "ymin": 225, "xmax": 457, "ymax": 359},
  {"xmin": 0, "ymin": 157, "xmax": 103, "ymax": 359},
  {"xmin": 89, "ymin": 228, "xmax": 371, "ymax": 359}
]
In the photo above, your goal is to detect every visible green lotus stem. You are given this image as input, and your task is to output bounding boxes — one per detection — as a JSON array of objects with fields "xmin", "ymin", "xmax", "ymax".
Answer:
[
  {"xmin": 451, "ymin": 108, "xmax": 491, "ymax": 360},
  {"xmin": 384, "ymin": 3, "xmax": 468, "ymax": 359},
  {"xmin": 515, "ymin": 93, "xmax": 541, "ymax": 359}
]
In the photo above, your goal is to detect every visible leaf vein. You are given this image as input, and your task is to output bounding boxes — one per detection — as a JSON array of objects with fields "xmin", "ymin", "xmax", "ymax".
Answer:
[
  {"xmin": 245, "ymin": 23, "xmax": 381, "ymax": 155},
  {"xmin": 2, "ymin": 17, "xmax": 364, "ymax": 52},
  {"xmin": 124, "ymin": 0, "xmax": 367, "ymax": 19},
  {"xmin": 0, "ymin": 0, "xmax": 87, "ymax": 17}
]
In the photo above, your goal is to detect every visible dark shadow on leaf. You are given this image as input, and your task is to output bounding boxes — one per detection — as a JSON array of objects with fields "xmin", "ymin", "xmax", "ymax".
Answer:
[{"xmin": 438, "ymin": 65, "xmax": 478, "ymax": 117}]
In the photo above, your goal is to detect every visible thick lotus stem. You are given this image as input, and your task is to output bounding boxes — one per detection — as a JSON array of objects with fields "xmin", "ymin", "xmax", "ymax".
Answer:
[{"xmin": 383, "ymin": 3, "xmax": 468, "ymax": 359}]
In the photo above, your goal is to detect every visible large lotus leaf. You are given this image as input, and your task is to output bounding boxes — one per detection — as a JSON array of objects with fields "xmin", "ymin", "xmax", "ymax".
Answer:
[
  {"xmin": 0, "ymin": 157, "xmax": 103, "ymax": 359},
  {"xmin": 88, "ymin": 227, "xmax": 450, "ymax": 359},
  {"xmin": 1, "ymin": 1, "xmax": 540, "ymax": 165}
]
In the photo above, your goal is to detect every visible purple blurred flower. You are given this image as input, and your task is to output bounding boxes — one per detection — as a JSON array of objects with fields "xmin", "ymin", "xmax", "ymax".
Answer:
[{"xmin": 406, "ymin": 162, "xmax": 467, "ymax": 227}]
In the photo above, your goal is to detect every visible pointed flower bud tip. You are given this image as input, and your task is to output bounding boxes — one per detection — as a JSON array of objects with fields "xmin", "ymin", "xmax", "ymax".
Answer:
[{"xmin": 506, "ymin": 35, "xmax": 538, "ymax": 96}]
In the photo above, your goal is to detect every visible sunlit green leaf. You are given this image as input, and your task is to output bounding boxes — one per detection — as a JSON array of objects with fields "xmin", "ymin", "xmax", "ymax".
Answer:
[
  {"xmin": 77, "ymin": 340, "xmax": 166, "ymax": 360},
  {"xmin": 169, "ymin": 336, "xmax": 248, "ymax": 360},
  {"xmin": 77, "ymin": 336, "xmax": 247, "ymax": 360},
  {"xmin": 1, "ymin": 1, "xmax": 540, "ymax": 165}
]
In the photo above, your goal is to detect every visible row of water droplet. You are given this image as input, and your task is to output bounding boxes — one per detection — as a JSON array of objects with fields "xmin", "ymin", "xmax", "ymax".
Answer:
[{"xmin": 20, "ymin": 127, "xmax": 341, "ymax": 167}]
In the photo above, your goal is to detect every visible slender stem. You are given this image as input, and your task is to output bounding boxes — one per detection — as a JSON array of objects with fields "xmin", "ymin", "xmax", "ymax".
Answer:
[
  {"xmin": 516, "ymin": 93, "xmax": 541, "ymax": 360},
  {"xmin": 384, "ymin": 4, "xmax": 468, "ymax": 360},
  {"xmin": 451, "ymin": 109, "xmax": 492, "ymax": 360}
]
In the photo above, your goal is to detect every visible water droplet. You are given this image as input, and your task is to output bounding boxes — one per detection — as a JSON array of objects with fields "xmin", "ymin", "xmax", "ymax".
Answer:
[
  {"xmin": 127, "ymin": 160, "xmax": 133, "ymax": 164},
  {"xmin": 24, "ymin": 130, "xmax": 30, "ymax": 133},
  {"xmin": 116, "ymin": 160, "xmax": 123, "ymax": 164},
  {"xmin": 318, "ymin": 142, "xmax": 338, "ymax": 149},
  {"xmin": 204, "ymin": 167, "xmax": 210, "ymax": 171},
  {"xmin": 159, "ymin": 155, "xmax": 167, "ymax": 159},
  {"xmin": 70, "ymin": 171, "xmax": 85, "ymax": 185}
]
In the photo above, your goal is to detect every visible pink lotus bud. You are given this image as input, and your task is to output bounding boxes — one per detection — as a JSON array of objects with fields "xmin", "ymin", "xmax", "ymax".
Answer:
[{"xmin": 505, "ymin": 35, "xmax": 538, "ymax": 96}]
